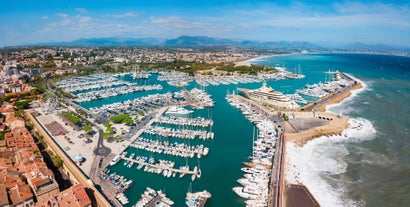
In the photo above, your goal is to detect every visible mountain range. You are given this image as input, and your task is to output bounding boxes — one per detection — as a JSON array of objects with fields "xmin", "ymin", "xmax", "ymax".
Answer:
[
  {"xmin": 33, "ymin": 36, "xmax": 321, "ymax": 49},
  {"xmin": 30, "ymin": 36, "xmax": 409, "ymax": 52}
]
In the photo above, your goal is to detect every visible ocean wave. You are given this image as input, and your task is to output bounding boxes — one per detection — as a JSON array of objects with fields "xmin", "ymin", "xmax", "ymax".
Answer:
[
  {"xmin": 285, "ymin": 118, "xmax": 376, "ymax": 207},
  {"xmin": 326, "ymin": 75, "xmax": 369, "ymax": 114}
]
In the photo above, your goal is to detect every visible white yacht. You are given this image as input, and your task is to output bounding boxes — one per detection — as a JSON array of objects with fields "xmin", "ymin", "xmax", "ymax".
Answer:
[
  {"xmin": 109, "ymin": 155, "xmax": 121, "ymax": 166},
  {"xmin": 165, "ymin": 106, "xmax": 194, "ymax": 115}
]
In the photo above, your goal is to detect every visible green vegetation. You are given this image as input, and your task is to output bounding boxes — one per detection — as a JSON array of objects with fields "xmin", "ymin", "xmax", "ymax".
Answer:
[
  {"xmin": 114, "ymin": 135, "xmax": 123, "ymax": 142},
  {"xmin": 61, "ymin": 111, "xmax": 81, "ymax": 124},
  {"xmin": 83, "ymin": 125, "xmax": 92, "ymax": 133},
  {"xmin": 14, "ymin": 100, "xmax": 32, "ymax": 109},
  {"xmin": 75, "ymin": 108, "xmax": 88, "ymax": 118},
  {"xmin": 0, "ymin": 130, "xmax": 10, "ymax": 141},
  {"xmin": 55, "ymin": 88, "xmax": 73, "ymax": 98},
  {"xmin": 2, "ymin": 89, "xmax": 38, "ymax": 102},
  {"xmin": 110, "ymin": 113, "xmax": 134, "ymax": 125},
  {"xmin": 103, "ymin": 123, "xmax": 114, "ymax": 140},
  {"xmin": 51, "ymin": 154, "xmax": 63, "ymax": 168},
  {"xmin": 14, "ymin": 109, "xmax": 25, "ymax": 118},
  {"xmin": 282, "ymin": 113, "xmax": 289, "ymax": 121},
  {"xmin": 103, "ymin": 132, "xmax": 113, "ymax": 140},
  {"xmin": 33, "ymin": 84, "xmax": 46, "ymax": 94},
  {"xmin": 216, "ymin": 63, "xmax": 277, "ymax": 75}
]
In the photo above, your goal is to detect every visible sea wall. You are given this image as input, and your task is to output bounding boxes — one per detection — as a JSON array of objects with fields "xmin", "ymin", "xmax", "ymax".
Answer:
[
  {"xmin": 315, "ymin": 83, "xmax": 363, "ymax": 112},
  {"xmin": 285, "ymin": 114, "xmax": 349, "ymax": 147}
]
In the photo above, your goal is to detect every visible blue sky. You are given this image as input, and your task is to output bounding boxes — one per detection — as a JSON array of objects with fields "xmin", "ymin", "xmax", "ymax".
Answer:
[{"xmin": 1, "ymin": 0, "xmax": 409, "ymax": 47}]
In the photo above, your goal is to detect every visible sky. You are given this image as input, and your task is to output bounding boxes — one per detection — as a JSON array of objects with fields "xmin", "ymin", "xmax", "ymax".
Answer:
[{"xmin": 1, "ymin": 0, "xmax": 410, "ymax": 47}]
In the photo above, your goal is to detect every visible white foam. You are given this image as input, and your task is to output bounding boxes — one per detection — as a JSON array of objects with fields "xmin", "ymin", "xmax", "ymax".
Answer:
[
  {"xmin": 285, "ymin": 118, "xmax": 376, "ymax": 207},
  {"xmin": 326, "ymin": 74, "xmax": 369, "ymax": 114},
  {"xmin": 247, "ymin": 55, "xmax": 273, "ymax": 63}
]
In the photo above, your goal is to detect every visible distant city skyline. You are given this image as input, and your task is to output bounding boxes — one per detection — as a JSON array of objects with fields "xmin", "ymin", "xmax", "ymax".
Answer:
[{"xmin": 1, "ymin": 0, "xmax": 409, "ymax": 47}]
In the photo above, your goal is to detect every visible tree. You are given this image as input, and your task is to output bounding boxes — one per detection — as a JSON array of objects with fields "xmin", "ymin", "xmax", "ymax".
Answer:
[
  {"xmin": 83, "ymin": 125, "xmax": 92, "ymax": 133},
  {"xmin": 109, "ymin": 114, "xmax": 129, "ymax": 123},
  {"xmin": 52, "ymin": 155, "xmax": 63, "ymax": 168},
  {"xmin": 123, "ymin": 118, "xmax": 134, "ymax": 125}
]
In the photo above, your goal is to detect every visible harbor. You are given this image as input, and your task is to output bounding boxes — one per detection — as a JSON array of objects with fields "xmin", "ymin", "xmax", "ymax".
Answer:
[{"xmin": 46, "ymin": 59, "xmax": 364, "ymax": 206}]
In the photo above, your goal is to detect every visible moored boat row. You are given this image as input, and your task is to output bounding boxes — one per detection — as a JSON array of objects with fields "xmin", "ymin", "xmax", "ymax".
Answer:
[
  {"xmin": 130, "ymin": 137, "xmax": 209, "ymax": 158},
  {"xmin": 145, "ymin": 126, "xmax": 214, "ymax": 140},
  {"xmin": 156, "ymin": 116, "xmax": 213, "ymax": 127},
  {"xmin": 132, "ymin": 187, "xmax": 175, "ymax": 207},
  {"xmin": 227, "ymin": 94, "xmax": 281, "ymax": 207}
]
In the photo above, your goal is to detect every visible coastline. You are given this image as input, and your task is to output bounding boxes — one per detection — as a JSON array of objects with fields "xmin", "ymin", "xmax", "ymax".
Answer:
[
  {"xmin": 282, "ymin": 74, "xmax": 366, "ymax": 207},
  {"xmin": 234, "ymin": 53, "xmax": 296, "ymax": 68}
]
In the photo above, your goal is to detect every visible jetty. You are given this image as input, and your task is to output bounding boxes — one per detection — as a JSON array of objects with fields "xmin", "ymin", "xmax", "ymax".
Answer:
[
  {"xmin": 120, "ymin": 156, "xmax": 199, "ymax": 177},
  {"xmin": 134, "ymin": 187, "xmax": 174, "ymax": 207},
  {"xmin": 130, "ymin": 137, "xmax": 209, "ymax": 158},
  {"xmin": 155, "ymin": 116, "xmax": 213, "ymax": 127},
  {"xmin": 145, "ymin": 126, "xmax": 214, "ymax": 140}
]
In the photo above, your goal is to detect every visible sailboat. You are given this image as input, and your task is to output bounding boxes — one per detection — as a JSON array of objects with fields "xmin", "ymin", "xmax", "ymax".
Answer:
[{"xmin": 196, "ymin": 158, "xmax": 202, "ymax": 179}]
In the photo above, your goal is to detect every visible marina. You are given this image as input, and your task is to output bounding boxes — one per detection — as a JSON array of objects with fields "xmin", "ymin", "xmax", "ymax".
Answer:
[
  {"xmin": 56, "ymin": 73, "xmax": 135, "ymax": 93},
  {"xmin": 119, "ymin": 155, "xmax": 200, "ymax": 178},
  {"xmin": 185, "ymin": 190, "xmax": 212, "ymax": 207},
  {"xmin": 133, "ymin": 187, "xmax": 174, "ymax": 207},
  {"xmin": 227, "ymin": 94, "xmax": 281, "ymax": 207},
  {"xmin": 75, "ymin": 84, "xmax": 163, "ymax": 102},
  {"xmin": 50, "ymin": 58, "xmax": 365, "ymax": 206},
  {"xmin": 130, "ymin": 137, "xmax": 209, "ymax": 158},
  {"xmin": 145, "ymin": 126, "xmax": 214, "ymax": 140},
  {"xmin": 155, "ymin": 116, "xmax": 213, "ymax": 128}
]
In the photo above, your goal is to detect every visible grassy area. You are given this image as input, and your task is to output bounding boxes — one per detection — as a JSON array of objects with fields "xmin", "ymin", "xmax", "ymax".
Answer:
[
  {"xmin": 61, "ymin": 111, "xmax": 81, "ymax": 124},
  {"xmin": 110, "ymin": 113, "xmax": 134, "ymax": 125}
]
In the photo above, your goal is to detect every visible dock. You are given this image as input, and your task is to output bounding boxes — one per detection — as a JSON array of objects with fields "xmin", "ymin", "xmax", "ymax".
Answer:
[
  {"xmin": 120, "ymin": 156, "xmax": 198, "ymax": 176},
  {"xmin": 119, "ymin": 107, "xmax": 169, "ymax": 155},
  {"xmin": 130, "ymin": 137, "xmax": 208, "ymax": 158}
]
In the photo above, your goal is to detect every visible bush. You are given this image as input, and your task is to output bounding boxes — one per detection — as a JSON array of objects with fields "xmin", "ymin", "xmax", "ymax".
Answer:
[
  {"xmin": 83, "ymin": 125, "xmax": 92, "ymax": 133},
  {"xmin": 61, "ymin": 111, "xmax": 81, "ymax": 124}
]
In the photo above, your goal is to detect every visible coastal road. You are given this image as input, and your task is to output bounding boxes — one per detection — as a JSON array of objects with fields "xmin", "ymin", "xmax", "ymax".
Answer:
[
  {"xmin": 64, "ymin": 99, "xmax": 111, "ymax": 157},
  {"xmin": 269, "ymin": 131, "xmax": 284, "ymax": 207}
]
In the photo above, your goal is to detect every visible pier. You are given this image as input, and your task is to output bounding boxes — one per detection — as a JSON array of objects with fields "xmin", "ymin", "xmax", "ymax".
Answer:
[
  {"xmin": 120, "ymin": 156, "xmax": 198, "ymax": 176},
  {"xmin": 155, "ymin": 116, "xmax": 213, "ymax": 127},
  {"xmin": 130, "ymin": 137, "xmax": 209, "ymax": 158},
  {"xmin": 120, "ymin": 107, "xmax": 169, "ymax": 154},
  {"xmin": 145, "ymin": 126, "xmax": 214, "ymax": 140},
  {"xmin": 300, "ymin": 72, "xmax": 362, "ymax": 112}
]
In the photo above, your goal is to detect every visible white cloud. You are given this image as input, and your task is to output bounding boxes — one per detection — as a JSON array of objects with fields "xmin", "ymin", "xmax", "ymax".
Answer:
[
  {"xmin": 78, "ymin": 16, "xmax": 92, "ymax": 24},
  {"xmin": 56, "ymin": 13, "xmax": 68, "ymax": 18},
  {"xmin": 111, "ymin": 12, "xmax": 137, "ymax": 18},
  {"xmin": 75, "ymin": 8, "xmax": 87, "ymax": 13},
  {"xmin": 25, "ymin": 2, "xmax": 410, "ymax": 46},
  {"xmin": 42, "ymin": 16, "xmax": 48, "ymax": 19}
]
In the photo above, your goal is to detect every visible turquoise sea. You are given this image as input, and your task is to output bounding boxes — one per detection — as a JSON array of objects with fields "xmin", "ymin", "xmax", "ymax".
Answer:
[{"xmin": 82, "ymin": 53, "xmax": 410, "ymax": 207}]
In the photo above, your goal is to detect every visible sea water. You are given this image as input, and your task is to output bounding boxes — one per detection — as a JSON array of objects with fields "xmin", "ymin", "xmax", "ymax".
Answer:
[
  {"xmin": 82, "ymin": 53, "xmax": 410, "ymax": 206},
  {"xmin": 254, "ymin": 53, "xmax": 410, "ymax": 207}
]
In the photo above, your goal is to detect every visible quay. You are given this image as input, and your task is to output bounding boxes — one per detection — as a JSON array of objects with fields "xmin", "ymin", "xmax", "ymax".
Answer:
[
  {"xmin": 120, "ymin": 107, "xmax": 169, "ymax": 154},
  {"xmin": 120, "ymin": 156, "xmax": 199, "ymax": 176},
  {"xmin": 300, "ymin": 72, "xmax": 363, "ymax": 112},
  {"xmin": 145, "ymin": 126, "xmax": 214, "ymax": 140},
  {"xmin": 155, "ymin": 116, "xmax": 213, "ymax": 127}
]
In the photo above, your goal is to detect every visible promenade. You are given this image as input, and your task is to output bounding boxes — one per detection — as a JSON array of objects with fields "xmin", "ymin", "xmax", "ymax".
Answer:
[{"xmin": 26, "ymin": 110, "xmax": 112, "ymax": 207}]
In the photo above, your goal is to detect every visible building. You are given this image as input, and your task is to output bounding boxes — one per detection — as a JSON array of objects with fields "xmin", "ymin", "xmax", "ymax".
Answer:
[
  {"xmin": 8, "ymin": 182, "xmax": 35, "ymax": 207},
  {"xmin": 3, "ymin": 117, "xmax": 60, "ymax": 203},
  {"xmin": 0, "ymin": 183, "xmax": 9, "ymax": 207},
  {"xmin": 0, "ymin": 169, "xmax": 35, "ymax": 207},
  {"xmin": 238, "ymin": 83, "xmax": 299, "ymax": 110},
  {"xmin": 9, "ymin": 117, "xmax": 26, "ymax": 130},
  {"xmin": 35, "ymin": 184, "xmax": 91, "ymax": 207}
]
